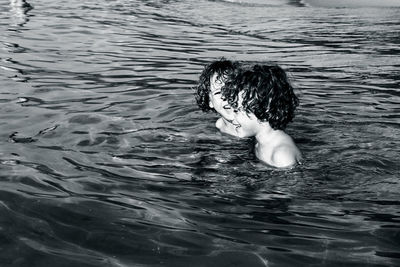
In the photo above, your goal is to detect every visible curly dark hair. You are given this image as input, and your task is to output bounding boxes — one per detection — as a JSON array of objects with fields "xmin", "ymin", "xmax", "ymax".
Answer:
[
  {"xmin": 222, "ymin": 64, "xmax": 299, "ymax": 130},
  {"xmin": 195, "ymin": 58, "xmax": 238, "ymax": 112}
]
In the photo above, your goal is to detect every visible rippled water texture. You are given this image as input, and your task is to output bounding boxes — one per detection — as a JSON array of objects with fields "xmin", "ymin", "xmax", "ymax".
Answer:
[{"xmin": 0, "ymin": 0, "xmax": 399, "ymax": 266}]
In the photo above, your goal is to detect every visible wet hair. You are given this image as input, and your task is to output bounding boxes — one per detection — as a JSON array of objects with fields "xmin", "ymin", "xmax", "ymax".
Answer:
[
  {"xmin": 195, "ymin": 58, "xmax": 238, "ymax": 112},
  {"xmin": 222, "ymin": 64, "xmax": 299, "ymax": 130}
]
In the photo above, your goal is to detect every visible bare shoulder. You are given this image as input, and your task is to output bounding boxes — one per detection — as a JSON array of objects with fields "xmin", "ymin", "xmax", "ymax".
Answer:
[
  {"xmin": 273, "ymin": 131, "xmax": 302, "ymax": 167},
  {"xmin": 271, "ymin": 143, "xmax": 302, "ymax": 168},
  {"xmin": 216, "ymin": 118, "xmax": 240, "ymax": 137}
]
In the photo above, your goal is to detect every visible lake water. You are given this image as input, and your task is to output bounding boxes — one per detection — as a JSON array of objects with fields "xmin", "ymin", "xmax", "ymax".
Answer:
[{"xmin": 0, "ymin": 0, "xmax": 399, "ymax": 266}]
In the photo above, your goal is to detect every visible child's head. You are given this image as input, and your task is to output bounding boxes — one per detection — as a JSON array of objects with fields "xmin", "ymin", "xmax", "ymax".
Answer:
[
  {"xmin": 195, "ymin": 58, "xmax": 238, "ymax": 112},
  {"xmin": 222, "ymin": 64, "xmax": 299, "ymax": 130}
]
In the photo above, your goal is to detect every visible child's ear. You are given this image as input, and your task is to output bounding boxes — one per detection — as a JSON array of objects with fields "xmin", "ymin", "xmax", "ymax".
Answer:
[{"xmin": 209, "ymin": 98, "xmax": 214, "ymax": 108}]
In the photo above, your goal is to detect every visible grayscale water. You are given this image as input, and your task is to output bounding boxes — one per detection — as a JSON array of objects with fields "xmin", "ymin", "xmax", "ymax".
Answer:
[{"xmin": 0, "ymin": 0, "xmax": 399, "ymax": 266}]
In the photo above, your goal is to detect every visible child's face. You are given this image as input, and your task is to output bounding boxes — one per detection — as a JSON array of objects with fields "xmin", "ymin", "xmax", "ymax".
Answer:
[
  {"xmin": 209, "ymin": 76, "xmax": 260, "ymax": 137},
  {"xmin": 209, "ymin": 73, "xmax": 236, "ymax": 123}
]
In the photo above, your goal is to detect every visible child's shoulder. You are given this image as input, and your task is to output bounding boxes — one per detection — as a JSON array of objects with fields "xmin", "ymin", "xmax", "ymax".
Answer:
[
  {"xmin": 271, "ymin": 143, "xmax": 301, "ymax": 168},
  {"xmin": 258, "ymin": 131, "xmax": 301, "ymax": 168}
]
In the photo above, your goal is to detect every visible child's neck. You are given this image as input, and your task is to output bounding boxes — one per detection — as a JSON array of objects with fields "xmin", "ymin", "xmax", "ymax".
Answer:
[{"xmin": 255, "ymin": 122, "xmax": 281, "ymax": 144}]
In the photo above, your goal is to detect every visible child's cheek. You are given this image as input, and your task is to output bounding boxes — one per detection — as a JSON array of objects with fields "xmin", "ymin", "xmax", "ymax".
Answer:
[{"xmin": 236, "ymin": 112, "xmax": 246, "ymax": 123}]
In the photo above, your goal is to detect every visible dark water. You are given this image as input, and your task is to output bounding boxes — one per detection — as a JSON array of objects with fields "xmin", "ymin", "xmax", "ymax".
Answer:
[{"xmin": 1, "ymin": 0, "xmax": 399, "ymax": 266}]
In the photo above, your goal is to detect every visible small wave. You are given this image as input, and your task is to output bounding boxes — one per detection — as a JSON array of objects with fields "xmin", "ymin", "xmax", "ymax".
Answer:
[
  {"xmin": 302, "ymin": 0, "xmax": 400, "ymax": 8},
  {"xmin": 8, "ymin": 125, "xmax": 59, "ymax": 143},
  {"xmin": 210, "ymin": 0, "xmax": 305, "ymax": 7}
]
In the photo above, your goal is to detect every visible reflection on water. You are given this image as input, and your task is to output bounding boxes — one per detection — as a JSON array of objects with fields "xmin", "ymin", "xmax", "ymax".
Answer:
[
  {"xmin": 0, "ymin": 0, "xmax": 399, "ymax": 266},
  {"xmin": 9, "ymin": 0, "xmax": 33, "ymax": 26}
]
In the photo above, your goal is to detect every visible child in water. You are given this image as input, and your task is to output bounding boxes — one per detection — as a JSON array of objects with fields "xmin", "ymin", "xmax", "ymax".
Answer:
[{"xmin": 196, "ymin": 59, "xmax": 302, "ymax": 168}]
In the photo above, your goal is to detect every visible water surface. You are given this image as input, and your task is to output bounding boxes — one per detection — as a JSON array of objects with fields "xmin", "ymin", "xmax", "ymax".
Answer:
[{"xmin": 0, "ymin": 0, "xmax": 399, "ymax": 266}]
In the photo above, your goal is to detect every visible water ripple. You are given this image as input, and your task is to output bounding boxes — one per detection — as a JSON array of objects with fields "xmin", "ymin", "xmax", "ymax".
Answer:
[{"xmin": 0, "ymin": 0, "xmax": 399, "ymax": 266}]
